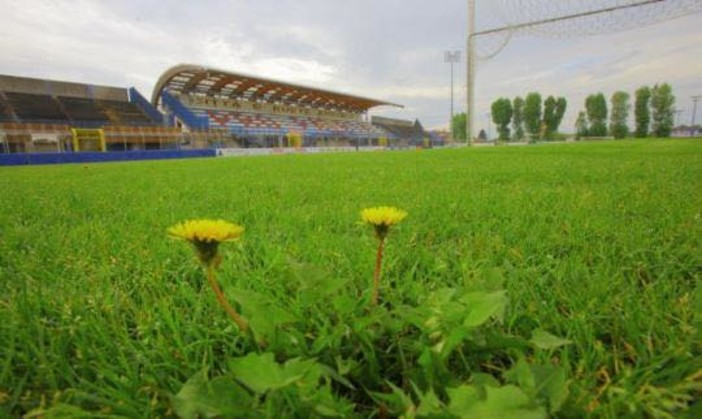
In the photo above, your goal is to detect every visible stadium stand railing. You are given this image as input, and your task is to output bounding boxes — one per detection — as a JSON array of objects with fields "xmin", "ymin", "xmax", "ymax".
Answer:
[
  {"xmin": 0, "ymin": 122, "xmax": 72, "ymax": 153},
  {"xmin": 102, "ymin": 125, "xmax": 181, "ymax": 151},
  {"xmin": 179, "ymin": 127, "xmax": 233, "ymax": 149},
  {"xmin": 161, "ymin": 91, "xmax": 209, "ymax": 130},
  {"xmin": 129, "ymin": 87, "xmax": 165, "ymax": 126}
]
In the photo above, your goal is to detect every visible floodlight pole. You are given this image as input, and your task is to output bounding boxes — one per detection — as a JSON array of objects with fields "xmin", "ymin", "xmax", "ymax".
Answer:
[
  {"xmin": 444, "ymin": 50, "xmax": 460, "ymax": 140},
  {"xmin": 692, "ymin": 95, "xmax": 702, "ymax": 136},
  {"xmin": 674, "ymin": 109, "xmax": 684, "ymax": 126},
  {"xmin": 486, "ymin": 111, "xmax": 492, "ymax": 141},
  {"xmin": 466, "ymin": 0, "xmax": 476, "ymax": 144}
]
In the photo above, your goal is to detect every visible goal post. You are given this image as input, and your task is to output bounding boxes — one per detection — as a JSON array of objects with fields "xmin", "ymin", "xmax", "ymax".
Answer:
[
  {"xmin": 71, "ymin": 128, "xmax": 106, "ymax": 152},
  {"xmin": 465, "ymin": 0, "xmax": 702, "ymax": 142}
]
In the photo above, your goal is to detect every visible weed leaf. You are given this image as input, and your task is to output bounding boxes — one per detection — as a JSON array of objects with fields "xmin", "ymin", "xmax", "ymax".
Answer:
[
  {"xmin": 228, "ymin": 353, "xmax": 320, "ymax": 393},
  {"xmin": 173, "ymin": 369, "xmax": 252, "ymax": 418},
  {"xmin": 529, "ymin": 329, "xmax": 572, "ymax": 350},
  {"xmin": 448, "ymin": 384, "xmax": 546, "ymax": 419},
  {"xmin": 460, "ymin": 290, "xmax": 508, "ymax": 328}
]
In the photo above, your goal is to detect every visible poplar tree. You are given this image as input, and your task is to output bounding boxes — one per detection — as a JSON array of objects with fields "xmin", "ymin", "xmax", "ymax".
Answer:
[
  {"xmin": 609, "ymin": 91, "xmax": 630, "ymax": 139},
  {"xmin": 542, "ymin": 96, "xmax": 567, "ymax": 140},
  {"xmin": 524, "ymin": 92, "xmax": 542, "ymax": 140},
  {"xmin": 575, "ymin": 111, "xmax": 588, "ymax": 139},
  {"xmin": 491, "ymin": 98, "xmax": 513, "ymax": 142},
  {"xmin": 451, "ymin": 112, "xmax": 467, "ymax": 141},
  {"xmin": 543, "ymin": 96, "xmax": 557, "ymax": 140},
  {"xmin": 650, "ymin": 83, "xmax": 675, "ymax": 138},
  {"xmin": 554, "ymin": 97, "xmax": 567, "ymax": 133},
  {"xmin": 512, "ymin": 96, "xmax": 525, "ymax": 141},
  {"xmin": 634, "ymin": 86, "xmax": 651, "ymax": 138},
  {"xmin": 585, "ymin": 93, "xmax": 608, "ymax": 137}
]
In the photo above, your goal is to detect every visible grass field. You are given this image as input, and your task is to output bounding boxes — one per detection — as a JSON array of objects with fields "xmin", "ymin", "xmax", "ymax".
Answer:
[{"xmin": 1, "ymin": 140, "xmax": 700, "ymax": 418}]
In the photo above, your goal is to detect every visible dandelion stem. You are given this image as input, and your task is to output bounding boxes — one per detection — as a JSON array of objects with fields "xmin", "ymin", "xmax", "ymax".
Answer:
[
  {"xmin": 206, "ymin": 264, "xmax": 249, "ymax": 332},
  {"xmin": 372, "ymin": 237, "xmax": 385, "ymax": 306}
]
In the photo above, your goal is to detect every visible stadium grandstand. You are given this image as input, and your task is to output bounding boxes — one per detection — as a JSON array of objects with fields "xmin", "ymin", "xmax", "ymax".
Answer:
[
  {"xmin": 0, "ymin": 74, "xmax": 180, "ymax": 154},
  {"xmin": 371, "ymin": 116, "xmax": 429, "ymax": 147},
  {"xmin": 151, "ymin": 64, "xmax": 430, "ymax": 149},
  {"xmin": 1, "ymin": 65, "xmax": 436, "ymax": 163}
]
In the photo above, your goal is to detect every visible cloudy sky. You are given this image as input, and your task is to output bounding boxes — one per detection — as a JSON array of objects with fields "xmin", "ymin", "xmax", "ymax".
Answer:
[{"xmin": 0, "ymin": 0, "xmax": 700, "ymax": 133}]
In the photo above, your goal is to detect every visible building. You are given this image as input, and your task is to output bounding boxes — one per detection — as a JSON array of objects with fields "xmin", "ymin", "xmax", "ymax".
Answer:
[{"xmin": 672, "ymin": 125, "xmax": 702, "ymax": 137}]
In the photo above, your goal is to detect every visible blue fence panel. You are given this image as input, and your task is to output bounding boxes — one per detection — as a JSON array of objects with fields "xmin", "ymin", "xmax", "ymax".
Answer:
[
  {"xmin": 0, "ymin": 154, "xmax": 31, "ymax": 165},
  {"xmin": 0, "ymin": 149, "xmax": 216, "ymax": 166},
  {"xmin": 129, "ymin": 87, "xmax": 165, "ymax": 125}
]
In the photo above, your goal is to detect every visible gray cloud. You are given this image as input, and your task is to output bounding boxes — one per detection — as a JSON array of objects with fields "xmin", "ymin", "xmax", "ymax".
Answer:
[{"xmin": 0, "ymin": 0, "xmax": 700, "ymax": 131}]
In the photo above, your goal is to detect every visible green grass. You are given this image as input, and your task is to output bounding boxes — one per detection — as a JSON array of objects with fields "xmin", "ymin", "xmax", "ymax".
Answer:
[{"xmin": 1, "ymin": 140, "xmax": 700, "ymax": 417}]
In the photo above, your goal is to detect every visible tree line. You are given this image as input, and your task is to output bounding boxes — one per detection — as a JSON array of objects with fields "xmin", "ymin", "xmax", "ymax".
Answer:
[
  {"xmin": 576, "ymin": 83, "xmax": 675, "ymax": 139},
  {"xmin": 488, "ymin": 93, "xmax": 567, "ymax": 142},
  {"xmin": 450, "ymin": 82, "xmax": 676, "ymax": 142},
  {"xmin": 451, "ymin": 92, "xmax": 568, "ymax": 141},
  {"xmin": 449, "ymin": 93, "xmax": 566, "ymax": 142}
]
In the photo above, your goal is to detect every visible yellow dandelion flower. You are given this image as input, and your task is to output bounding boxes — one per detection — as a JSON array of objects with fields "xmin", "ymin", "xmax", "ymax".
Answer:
[
  {"xmin": 168, "ymin": 219, "xmax": 244, "ymax": 266},
  {"xmin": 361, "ymin": 206, "xmax": 407, "ymax": 240},
  {"xmin": 361, "ymin": 206, "xmax": 407, "ymax": 306},
  {"xmin": 168, "ymin": 219, "xmax": 249, "ymax": 332}
]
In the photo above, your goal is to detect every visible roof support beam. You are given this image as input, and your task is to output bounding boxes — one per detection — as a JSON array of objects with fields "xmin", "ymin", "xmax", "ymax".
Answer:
[{"xmin": 151, "ymin": 64, "xmax": 403, "ymax": 112}]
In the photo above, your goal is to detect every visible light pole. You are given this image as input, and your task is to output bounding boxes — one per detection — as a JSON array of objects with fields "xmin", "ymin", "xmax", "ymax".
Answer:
[
  {"xmin": 674, "ymin": 109, "xmax": 683, "ymax": 127},
  {"xmin": 486, "ymin": 111, "xmax": 492, "ymax": 141},
  {"xmin": 691, "ymin": 95, "xmax": 702, "ymax": 137},
  {"xmin": 466, "ymin": 0, "xmax": 476, "ymax": 144},
  {"xmin": 444, "ymin": 50, "xmax": 460, "ymax": 140}
]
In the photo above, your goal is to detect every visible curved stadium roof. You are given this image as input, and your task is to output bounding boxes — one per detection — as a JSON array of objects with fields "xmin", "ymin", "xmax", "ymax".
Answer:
[{"xmin": 151, "ymin": 64, "xmax": 402, "ymax": 113}]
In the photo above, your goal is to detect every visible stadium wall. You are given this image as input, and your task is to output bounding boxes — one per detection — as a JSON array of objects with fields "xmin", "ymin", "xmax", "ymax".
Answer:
[
  {"xmin": 0, "ymin": 149, "xmax": 215, "ymax": 166},
  {"xmin": 216, "ymin": 146, "xmax": 387, "ymax": 157}
]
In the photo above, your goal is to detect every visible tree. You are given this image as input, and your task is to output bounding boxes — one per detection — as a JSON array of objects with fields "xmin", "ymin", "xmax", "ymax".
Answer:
[
  {"xmin": 634, "ymin": 86, "xmax": 651, "ymax": 138},
  {"xmin": 575, "ymin": 111, "xmax": 588, "ymax": 139},
  {"xmin": 585, "ymin": 93, "xmax": 608, "ymax": 137},
  {"xmin": 523, "ymin": 92, "xmax": 542, "ymax": 141},
  {"xmin": 542, "ymin": 96, "xmax": 566, "ymax": 140},
  {"xmin": 491, "ymin": 98, "xmax": 513, "ymax": 142},
  {"xmin": 478, "ymin": 129, "xmax": 487, "ymax": 141},
  {"xmin": 650, "ymin": 83, "xmax": 675, "ymax": 138},
  {"xmin": 451, "ymin": 112, "xmax": 467, "ymax": 141},
  {"xmin": 542, "ymin": 96, "xmax": 557, "ymax": 140},
  {"xmin": 512, "ymin": 96, "xmax": 525, "ymax": 141},
  {"xmin": 554, "ymin": 97, "xmax": 567, "ymax": 133},
  {"xmin": 609, "ymin": 91, "xmax": 630, "ymax": 139}
]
